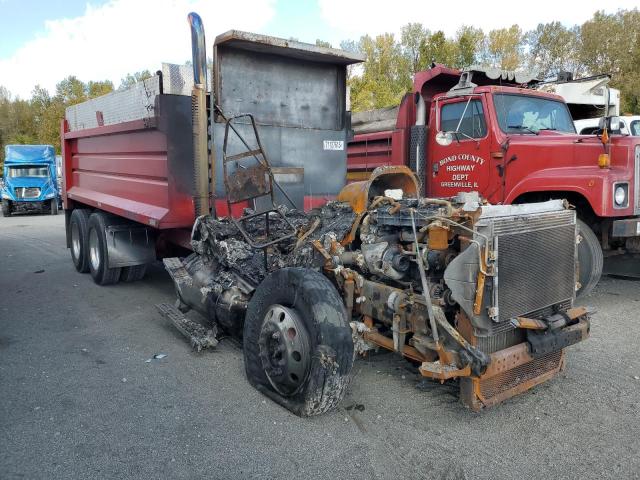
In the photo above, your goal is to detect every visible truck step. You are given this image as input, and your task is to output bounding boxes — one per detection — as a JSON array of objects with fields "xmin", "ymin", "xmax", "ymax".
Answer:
[
  {"xmin": 163, "ymin": 257, "xmax": 193, "ymax": 287},
  {"xmin": 155, "ymin": 303, "xmax": 218, "ymax": 352}
]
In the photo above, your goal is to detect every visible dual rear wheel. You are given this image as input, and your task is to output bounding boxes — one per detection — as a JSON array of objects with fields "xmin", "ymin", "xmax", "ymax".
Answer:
[{"xmin": 69, "ymin": 209, "xmax": 146, "ymax": 284}]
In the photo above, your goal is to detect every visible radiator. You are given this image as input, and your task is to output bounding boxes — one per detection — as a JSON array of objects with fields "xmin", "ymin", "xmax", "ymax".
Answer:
[{"xmin": 490, "ymin": 209, "xmax": 576, "ymax": 324}]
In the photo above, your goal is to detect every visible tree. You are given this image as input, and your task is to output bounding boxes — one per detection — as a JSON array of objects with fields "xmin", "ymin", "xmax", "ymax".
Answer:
[
  {"xmin": 400, "ymin": 23, "xmax": 427, "ymax": 73},
  {"xmin": 315, "ymin": 39, "xmax": 332, "ymax": 48},
  {"xmin": 118, "ymin": 70, "xmax": 153, "ymax": 90},
  {"xmin": 527, "ymin": 22, "xmax": 582, "ymax": 78},
  {"xmin": 419, "ymin": 31, "xmax": 456, "ymax": 68},
  {"xmin": 349, "ymin": 33, "xmax": 411, "ymax": 111},
  {"xmin": 579, "ymin": 9, "xmax": 640, "ymax": 113},
  {"xmin": 87, "ymin": 80, "xmax": 114, "ymax": 98},
  {"xmin": 55, "ymin": 76, "xmax": 86, "ymax": 105},
  {"xmin": 455, "ymin": 26, "xmax": 485, "ymax": 69},
  {"xmin": 486, "ymin": 25, "xmax": 524, "ymax": 70}
]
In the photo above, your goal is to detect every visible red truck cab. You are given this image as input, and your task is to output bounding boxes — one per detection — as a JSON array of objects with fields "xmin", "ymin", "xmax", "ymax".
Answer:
[{"xmin": 348, "ymin": 65, "xmax": 640, "ymax": 294}]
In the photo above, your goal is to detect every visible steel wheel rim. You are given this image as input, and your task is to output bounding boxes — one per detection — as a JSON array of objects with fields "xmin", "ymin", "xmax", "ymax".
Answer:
[
  {"xmin": 257, "ymin": 304, "xmax": 311, "ymax": 396},
  {"xmin": 71, "ymin": 222, "xmax": 81, "ymax": 259},
  {"xmin": 89, "ymin": 228, "xmax": 100, "ymax": 271}
]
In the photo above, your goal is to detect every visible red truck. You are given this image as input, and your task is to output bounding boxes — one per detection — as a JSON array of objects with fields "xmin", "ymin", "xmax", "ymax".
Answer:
[
  {"xmin": 348, "ymin": 65, "xmax": 640, "ymax": 296},
  {"xmin": 59, "ymin": 17, "xmax": 592, "ymax": 414}
]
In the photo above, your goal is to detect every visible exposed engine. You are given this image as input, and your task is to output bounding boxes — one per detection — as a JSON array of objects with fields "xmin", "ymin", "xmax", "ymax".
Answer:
[{"xmin": 164, "ymin": 166, "xmax": 590, "ymax": 410}]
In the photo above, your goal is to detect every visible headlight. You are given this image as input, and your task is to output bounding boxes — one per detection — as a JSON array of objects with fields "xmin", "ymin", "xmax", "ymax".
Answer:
[
  {"xmin": 613, "ymin": 183, "xmax": 629, "ymax": 208},
  {"xmin": 1, "ymin": 192, "xmax": 10, "ymax": 200}
]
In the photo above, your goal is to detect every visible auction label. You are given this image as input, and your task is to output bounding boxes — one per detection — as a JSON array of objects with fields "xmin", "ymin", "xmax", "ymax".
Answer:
[
  {"xmin": 323, "ymin": 140, "xmax": 344, "ymax": 151},
  {"xmin": 437, "ymin": 153, "xmax": 484, "ymax": 189}
]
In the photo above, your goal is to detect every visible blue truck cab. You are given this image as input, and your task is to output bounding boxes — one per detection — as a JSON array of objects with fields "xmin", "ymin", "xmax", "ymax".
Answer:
[{"xmin": 1, "ymin": 145, "xmax": 60, "ymax": 217}]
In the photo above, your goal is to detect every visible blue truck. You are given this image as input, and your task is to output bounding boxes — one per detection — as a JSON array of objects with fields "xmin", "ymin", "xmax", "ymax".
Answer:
[{"xmin": 1, "ymin": 145, "xmax": 60, "ymax": 217}]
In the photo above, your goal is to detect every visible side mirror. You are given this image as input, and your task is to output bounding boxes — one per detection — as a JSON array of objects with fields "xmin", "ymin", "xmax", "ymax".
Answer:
[
  {"xmin": 598, "ymin": 116, "xmax": 621, "ymax": 132},
  {"xmin": 435, "ymin": 131, "xmax": 453, "ymax": 146},
  {"xmin": 609, "ymin": 116, "xmax": 621, "ymax": 132}
]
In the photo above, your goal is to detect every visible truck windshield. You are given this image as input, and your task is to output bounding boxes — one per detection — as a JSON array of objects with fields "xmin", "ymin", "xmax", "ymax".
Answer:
[
  {"xmin": 493, "ymin": 94, "xmax": 575, "ymax": 134},
  {"xmin": 7, "ymin": 166, "xmax": 49, "ymax": 178}
]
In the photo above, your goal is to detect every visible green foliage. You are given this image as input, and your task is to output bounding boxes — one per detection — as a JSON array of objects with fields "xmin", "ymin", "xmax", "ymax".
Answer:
[
  {"xmin": 87, "ymin": 80, "xmax": 115, "ymax": 99},
  {"xmin": 455, "ymin": 26, "xmax": 485, "ymax": 69},
  {"xmin": 118, "ymin": 70, "xmax": 152, "ymax": 90},
  {"xmin": 349, "ymin": 33, "xmax": 411, "ymax": 111},
  {"xmin": 486, "ymin": 25, "xmax": 523, "ymax": 70},
  {"xmin": 1, "ymin": 9, "xmax": 639, "ymax": 173},
  {"xmin": 419, "ymin": 31, "xmax": 457, "ymax": 69},
  {"xmin": 526, "ymin": 22, "xmax": 583, "ymax": 78},
  {"xmin": 579, "ymin": 9, "xmax": 640, "ymax": 113},
  {"xmin": 347, "ymin": 9, "xmax": 639, "ymax": 114},
  {"xmin": 400, "ymin": 23, "xmax": 427, "ymax": 72},
  {"xmin": 0, "ymin": 72, "xmax": 145, "ymax": 170}
]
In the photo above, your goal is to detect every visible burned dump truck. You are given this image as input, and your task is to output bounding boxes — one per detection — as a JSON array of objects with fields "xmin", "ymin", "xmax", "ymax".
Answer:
[
  {"xmin": 61, "ymin": 13, "xmax": 589, "ymax": 415},
  {"xmin": 163, "ymin": 163, "xmax": 590, "ymax": 414}
]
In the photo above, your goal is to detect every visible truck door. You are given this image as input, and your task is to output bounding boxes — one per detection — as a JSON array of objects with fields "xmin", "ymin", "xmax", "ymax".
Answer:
[{"xmin": 428, "ymin": 95, "xmax": 494, "ymax": 200}]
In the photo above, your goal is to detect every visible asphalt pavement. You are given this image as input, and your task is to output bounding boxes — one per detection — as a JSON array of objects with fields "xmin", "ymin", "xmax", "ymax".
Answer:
[{"xmin": 1, "ymin": 213, "xmax": 639, "ymax": 479}]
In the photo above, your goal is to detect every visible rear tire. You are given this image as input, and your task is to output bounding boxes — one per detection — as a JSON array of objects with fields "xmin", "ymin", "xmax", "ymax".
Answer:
[
  {"xmin": 2, "ymin": 199, "xmax": 11, "ymax": 217},
  {"xmin": 88, "ymin": 212, "xmax": 122, "ymax": 285},
  {"xmin": 69, "ymin": 209, "xmax": 91, "ymax": 273},
  {"xmin": 120, "ymin": 264, "xmax": 147, "ymax": 283},
  {"xmin": 576, "ymin": 219, "xmax": 603, "ymax": 297},
  {"xmin": 50, "ymin": 199, "xmax": 59, "ymax": 215},
  {"xmin": 243, "ymin": 268, "xmax": 354, "ymax": 416}
]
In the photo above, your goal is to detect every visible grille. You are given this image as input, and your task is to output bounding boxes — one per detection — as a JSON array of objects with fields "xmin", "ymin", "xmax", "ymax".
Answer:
[
  {"xmin": 479, "ymin": 350, "xmax": 563, "ymax": 400},
  {"xmin": 15, "ymin": 187, "xmax": 41, "ymax": 199},
  {"xmin": 496, "ymin": 221, "xmax": 576, "ymax": 323}
]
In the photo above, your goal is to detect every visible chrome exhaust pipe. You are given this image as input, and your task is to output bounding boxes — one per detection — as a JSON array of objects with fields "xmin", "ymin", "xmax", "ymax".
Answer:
[
  {"xmin": 188, "ymin": 12, "xmax": 207, "ymax": 87},
  {"xmin": 188, "ymin": 12, "xmax": 210, "ymax": 217}
]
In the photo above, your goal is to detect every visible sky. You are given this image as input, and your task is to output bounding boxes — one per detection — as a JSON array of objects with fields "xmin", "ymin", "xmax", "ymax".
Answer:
[{"xmin": 0, "ymin": 0, "xmax": 638, "ymax": 98}]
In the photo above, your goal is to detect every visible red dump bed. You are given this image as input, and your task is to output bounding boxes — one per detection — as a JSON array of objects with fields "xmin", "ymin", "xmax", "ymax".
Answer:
[{"xmin": 62, "ymin": 95, "xmax": 197, "ymax": 229}]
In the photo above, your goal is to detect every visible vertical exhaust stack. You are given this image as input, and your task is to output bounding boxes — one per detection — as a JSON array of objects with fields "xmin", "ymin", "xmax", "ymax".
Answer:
[
  {"xmin": 410, "ymin": 93, "xmax": 427, "ymax": 196},
  {"xmin": 188, "ymin": 12, "xmax": 210, "ymax": 217}
]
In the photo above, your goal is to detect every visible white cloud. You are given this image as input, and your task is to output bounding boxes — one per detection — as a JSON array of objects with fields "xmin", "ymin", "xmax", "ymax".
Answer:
[
  {"xmin": 0, "ymin": 0, "xmax": 276, "ymax": 98},
  {"xmin": 318, "ymin": 0, "xmax": 639, "ymax": 40}
]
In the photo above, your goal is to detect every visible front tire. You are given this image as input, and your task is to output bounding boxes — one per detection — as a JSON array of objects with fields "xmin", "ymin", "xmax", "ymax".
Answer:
[
  {"xmin": 576, "ymin": 219, "xmax": 603, "ymax": 297},
  {"xmin": 50, "ymin": 199, "xmax": 59, "ymax": 215},
  {"xmin": 1, "ymin": 199, "xmax": 11, "ymax": 217},
  {"xmin": 88, "ymin": 212, "xmax": 122, "ymax": 285},
  {"xmin": 243, "ymin": 268, "xmax": 354, "ymax": 416}
]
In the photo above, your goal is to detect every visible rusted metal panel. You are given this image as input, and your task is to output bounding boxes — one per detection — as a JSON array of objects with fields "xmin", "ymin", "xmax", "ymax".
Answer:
[
  {"xmin": 337, "ymin": 165, "xmax": 419, "ymax": 214},
  {"xmin": 212, "ymin": 35, "xmax": 358, "ymax": 205},
  {"xmin": 226, "ymin": 164, "xmax": 270, "ymax": 203}
]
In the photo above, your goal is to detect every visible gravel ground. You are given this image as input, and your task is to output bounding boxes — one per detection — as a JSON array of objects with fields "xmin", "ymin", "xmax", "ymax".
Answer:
[{"xmin": 1, "ymin": 213, "xmax": 639, "ymax": 480}]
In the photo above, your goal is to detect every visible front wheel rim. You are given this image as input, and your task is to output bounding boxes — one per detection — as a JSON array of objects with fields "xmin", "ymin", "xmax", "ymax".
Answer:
[
  {"xmin": 257, "ymin": 304, "xmax": 311, "ymax": 396},
  {"xmin": 88, "ymin": 228, "xmax": 100, "ymax": 271}
]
